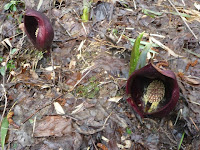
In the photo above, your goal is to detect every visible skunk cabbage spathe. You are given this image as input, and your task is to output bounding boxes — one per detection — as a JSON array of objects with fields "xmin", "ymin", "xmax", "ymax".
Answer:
[
  {"xmin": 126, "ymin": 63, "xmax": 179, "ymax": 118},
  {"xmin": 24, "ymin": 9, "xmax": 54, "ymax": 52}
]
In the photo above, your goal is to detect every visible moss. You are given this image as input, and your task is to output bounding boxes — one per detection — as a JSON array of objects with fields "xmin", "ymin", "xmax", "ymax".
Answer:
[{"xmin": 76, "ymin": 77, "xmax": 99, "ymax": 99}]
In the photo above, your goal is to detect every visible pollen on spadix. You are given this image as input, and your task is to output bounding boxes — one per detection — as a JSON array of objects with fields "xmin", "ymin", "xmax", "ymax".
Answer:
[{"xmin": 143, "ymin": 80, "xmax": 165, "ymax": 112}]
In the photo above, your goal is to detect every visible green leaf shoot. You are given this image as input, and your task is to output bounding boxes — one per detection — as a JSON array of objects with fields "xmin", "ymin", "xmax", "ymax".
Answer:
[
  {"xmin": 178, "ymin": 132, "xmax": 185, "ymax": 150},
  {"xmin": 136, "ymin": 43, "xmax": 152, "ymax": 69},
  {"xmin": 81, "ymin": 0, "xmax": 90, "ymax": 22},
  {"xmin": 129, "ymin": 32, "xmax": 144, "ymax": 76},
  {"xmin": 1, "ymin": 117, "xmax": 9, "ymax": 150},
  {"xmin": 126, "ymin": 128, "xmax": 132, "ymax": 135},
  {"xmin": 142, "ymin": 9, "xmax": 163, "ymax": 17},
  {"xmin": 4, "ymin": 3, "xmax": 13, "ymax": 10},
  {"xmin": 0, "ymin": 66, "xmax": 6, "ymax": 76}
]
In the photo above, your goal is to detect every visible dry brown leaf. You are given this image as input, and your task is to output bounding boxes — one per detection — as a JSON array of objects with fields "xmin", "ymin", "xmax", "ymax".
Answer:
[
  {"xmin": 108, "ymin": 96, "xmax": 123, "ymax": 103},
  {"xmin": 1, "ymin": 38, "xmax": 13, "ymax": 49},
  {"xmin": 69, "ymin": 60, "xmax": 76, "ymax": 69},
  {"xmin": 54, "ymin": 102, "xmax": 65, "ymax": 115},
  {"xmin": 34, "ymin": 116, "xmax": 72, "ymax": 137},
  {"xmin": 178, "ymin": 72, "xmax": 200, "ymax": 85},
  {"xmin": 30, "ymin": 70, "xmax": 39, "ymax": 79},
  {"xmin": 97, "ymin": 143, "xmax": 108, "ymax": 150},
  {"xmin": 65, "ymin": 72, "xmax": 82, "ymax": 86},
  {"xmin": 18, "ymin": 23, "xmax": 25, "ymax": 32},
  {"xmin": 184, "ymin": 76, "xmax": 200, "ymax": 85}
]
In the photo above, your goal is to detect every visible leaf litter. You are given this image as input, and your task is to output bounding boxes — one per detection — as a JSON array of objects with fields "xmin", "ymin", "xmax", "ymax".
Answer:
[{"xmin": 0, "ymin": 0, "xmax": 200, "ymax": 150}]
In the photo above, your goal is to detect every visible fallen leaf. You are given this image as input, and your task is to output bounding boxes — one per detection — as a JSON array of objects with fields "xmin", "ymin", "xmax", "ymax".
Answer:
[
  {"xmin": 34, "ymin": 116, "xmax": 72, "ymax": 137},
  {"xmin": 45, "ymin": 66, "xmax": 61, "ymax": 71},
  {"xmin": 54, "ymin": 102, "xmax": 65, "ymax": 115},
  {"xmin": 69, "ymin": 60, "xmax": 76, "ymax": 69},
  {"xmin": 30, "ymin": 70, "xmax": 39, "ymax": 79},
  {"xmin": 108, "ymin": 96, "xmax": 123, "ymax": 103},
  {"xmin": 71, "ymin": 103, "xmax": 84, "ymax": 114},
  {"xmin": 40, "ymin": 132, "xmax": 82, "ymax": 149},
  {"xmin": 178, "ymin": 72, "xmax": 200, "ymax": 85},
  {"xmin": 184, "ymin": 76, "xmax": 200, "ymax": 85},
  {"xmin": 194, "ymin": 2, "xmax": 200, "ymax": 11},
  {"xmin": 1, "ymin": 38, "xmax": 12, "ymax": 49}
]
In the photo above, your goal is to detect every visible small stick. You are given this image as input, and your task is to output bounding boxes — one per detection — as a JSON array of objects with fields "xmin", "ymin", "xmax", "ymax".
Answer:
[
  {"xmin": 50, "ymin": 47, "xmax": 55, "ymax": 84},
  {"xmin": 150, "ymin": 37, "xmax": 182, "ymax": 57},
  {"xmin": 22, "ymin": 94, "xmax": 63, "ymax": 124},
  {"xmin": 0, "ymin": 48, "xmax": 12, "ymax": 125},
  {"xmin": 132, "ymin": 0, "xmax": 137, "ymax": 10},
  {"xmin": 116, "ymin": 28, "xmax": 125, "ymax": 44},
  {"xmin": 0, "ymin": 84, "xmax": 8, "ymax": 126},
  {"xmin": 167, "ymin": 0, "xmax": 198, "ymax": 40},
  {"xmin": 189, "ymin": 117, "xmax": 199, "ymax": 131},
  {"xmin": 32, "ymin": 116, "xmax": 37, "ymax": 137},
  {"xmin": 72, "ymin": 69, "xmax": 92, "ymax": 90}
]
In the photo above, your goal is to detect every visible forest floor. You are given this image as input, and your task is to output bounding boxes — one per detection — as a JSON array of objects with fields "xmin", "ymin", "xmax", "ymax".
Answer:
[{"xmin": 0, "ymin": 0, "xmax": 200, "ymax": 149}]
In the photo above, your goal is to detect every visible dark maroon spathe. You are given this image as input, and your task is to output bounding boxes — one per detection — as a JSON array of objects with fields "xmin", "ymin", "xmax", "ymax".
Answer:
[
  {"xmin": 24, "ymin": 9, "xmax": 54, "ymax": 52},
  {"xmin": 126, "ymin": 63, "xmax": 179, "ymax": 118}
]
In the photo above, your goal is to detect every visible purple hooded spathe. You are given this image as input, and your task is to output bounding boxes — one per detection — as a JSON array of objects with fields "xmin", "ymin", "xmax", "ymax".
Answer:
[
  {"xmin": 126, "ymin": 63, "xmax": 179, "ymax": 118},
  {"xmin": 24, "ymin": 9, "xmax": 54, "ymax": 52}
]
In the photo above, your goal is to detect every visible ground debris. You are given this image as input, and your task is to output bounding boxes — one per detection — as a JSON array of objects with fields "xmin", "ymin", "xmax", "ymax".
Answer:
[{"xmin": 0, "ymin": 0, "xmax": 200, "ymax": 149}]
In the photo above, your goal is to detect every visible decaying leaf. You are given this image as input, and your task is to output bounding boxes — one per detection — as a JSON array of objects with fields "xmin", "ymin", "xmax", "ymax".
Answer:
[
  {"xmin": 42, "ymin": 132, "xmax": 82, "ymax": 149},
  {"xmin": 1, "ymin": 38, "xmax": 12, "ymax": 49},
  {"xmin": 178, "ymin": 72, "xmax": 200, "ymax": 85},
  {"xmin": 108, "ymin": 96, "xmax": 123, "ymax": 103},
  {"xmin": 184, "ymin": 76, "xmax": 200, "ymax": 85},
  {"xmin": 34, "ymin": 116, "xmax": 72, "ymax": 137},
  {"xmin": 71, "ymin": 102, "xmax": 84, "ymax": 115},
  {"xmin": 54, "ymin": 102, "xmax": 65, "ymax": 115}
]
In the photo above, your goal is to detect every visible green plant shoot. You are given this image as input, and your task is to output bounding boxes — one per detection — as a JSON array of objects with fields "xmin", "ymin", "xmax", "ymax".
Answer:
[
  {"xmin": 129, "ymin": 32, "xmax": 144, "ymax": 75},
  {"xmin": 178, "ymin": 132, "xmax": 185, "ymax": 150},
  {"xmin": 126, "ymin": 127, "xmax": 132, "ymax": 135},
  {"xmin": 1, "ymin": 117, "xmax": 9, "ymax": 150},
  {"xmin": 136, "ymin": 43, "xmax": 152, "ymax": 69},
  {"xmin": 4, "ymin": 0, "xmax": 21, "ymax": 12},
  {"xmin": 142, "ymin": 9, "xmax": 163, "ymax": 18},
  {"xmin": 81, "ymin": 0, "xmax": 90, "ymax": 22}
]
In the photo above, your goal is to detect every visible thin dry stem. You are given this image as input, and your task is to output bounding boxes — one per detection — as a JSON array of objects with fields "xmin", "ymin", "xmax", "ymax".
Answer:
[
  {"xmin": 167, "ymin": 0, "xmax": 198, "ymax": 40},
  {"xmin": 72, "ymin": 68, "xmax": 92, "ymax": 90},
  {"xmin": 116, "ymin": 28, "xmax": 125, "ymax": 44},
  {"xmin": 0, "ymin": 84, "xmax": 8, "ymax": 126},
  {"xmin": 189, "ymin": 117, "xmax": 199, "ymax": 131},
  {"xmin": 150, "ymin": 37, "xmax": 183, "ymax": 57},
  {"xmin": 50, "ymin": 48, "xmax": 55, "ymax": 84}
]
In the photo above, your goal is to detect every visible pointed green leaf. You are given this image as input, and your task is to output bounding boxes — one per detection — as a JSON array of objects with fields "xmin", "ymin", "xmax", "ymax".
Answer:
[
  {"xmin": 81, "ymin": 0, "xmax": 90, "ymax": 22},
  {"xmin": 12, "ymin": 5, "xmax": 17, "ymax": 11},
  {"xmin": 82, "ymin": 8, "xmax": 89, "ymax": 22},
  {"xmin": 136, "ymin": 43, "xmax": 152, "ymax": 69},
  {"xmin": 4, "ymin": 3, "xmax": 12, "ymax": 10},
  {"xmin": 129, "ymin": 32, "xmax": 144, "ymax": 75},
  {"xmin": 170, "ymin": 12, "xmax": 191, "ymax": 18},
  {"xmin": 1, "ymin": 117, "xmax": 9, "ymax": 150},
  {"xmin": 10, "ymin": 48, "xmax": 17, "ymax": 55},
  {"xmin": 128, "ymin": 38, "xmax": 159, "ymax": 48},
  {"xmin": 142, "ymin": 9, "xmax": 163, "ymax": 16},
  {"xmin": 0, "ymin": 66, "xmax": 6, "ymax": 76},
  {"xmin": 126, "ymin": 128, "xmax": 132, "ymax": 135},
  {"xmin": 178, "ymin": 132, "xmax": 185, "ymax": 150},
  {"xmin": 0, "ymin": 57, "xmax": 3, "ymax": 62}
]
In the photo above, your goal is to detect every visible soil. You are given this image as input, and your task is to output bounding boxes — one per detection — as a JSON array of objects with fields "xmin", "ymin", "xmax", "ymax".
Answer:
[{"xmin": 0, "ymin": 0, "xmax": 199, "ymax": 150}]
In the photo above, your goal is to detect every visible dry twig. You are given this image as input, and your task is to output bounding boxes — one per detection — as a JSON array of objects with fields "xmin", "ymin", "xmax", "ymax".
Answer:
[
  {"xmin": 22, "ymin": 94, "xmax": 63, "ymax": 124},
  {"xmin": 150, "ymin": 37, "xmax": 183, "ymax": 57},
  {"xmin": 167, "ymin": 0, "xmax": 198, "ymax": 40},
  {"xmin": 0, "ymin": 84, "xmax": 8, "ymax": 126}
]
